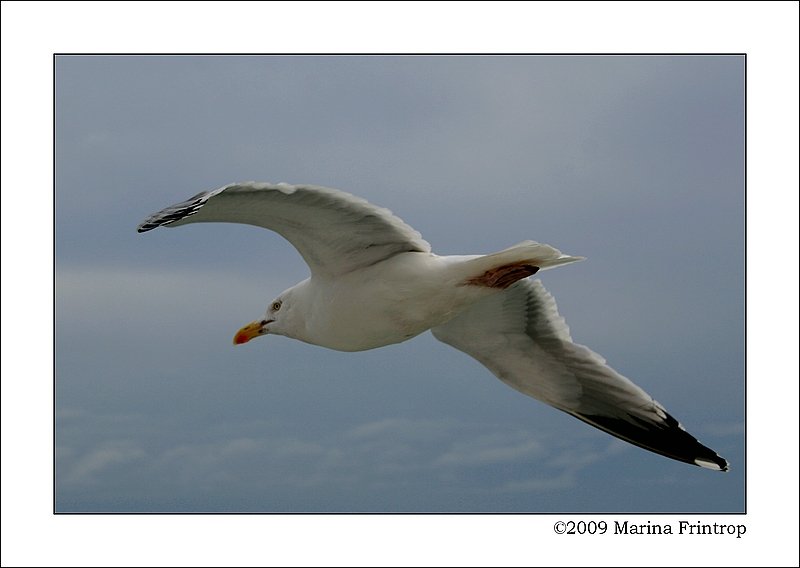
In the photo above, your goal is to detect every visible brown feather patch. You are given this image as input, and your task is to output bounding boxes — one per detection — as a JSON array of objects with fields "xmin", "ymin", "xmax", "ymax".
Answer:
[{"xmin": 465, "ymin": 262, "xmax": 540, "ymax": 289}]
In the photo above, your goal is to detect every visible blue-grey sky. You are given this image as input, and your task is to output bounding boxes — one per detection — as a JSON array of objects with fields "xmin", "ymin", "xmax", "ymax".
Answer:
[{"xmin": 55, "ymin": 55, "xmax": 744, "ymax": 512}]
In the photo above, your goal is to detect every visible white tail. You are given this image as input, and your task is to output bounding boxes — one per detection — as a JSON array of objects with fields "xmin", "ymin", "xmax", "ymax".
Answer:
[{"xmin": 482, "ymin": 240, "xmax": 584, "ymax": 269}]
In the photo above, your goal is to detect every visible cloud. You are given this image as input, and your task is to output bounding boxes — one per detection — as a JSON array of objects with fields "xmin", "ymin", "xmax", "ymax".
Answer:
[
  {"xmin": 57, "ymin": 412, "xmax": 616, "ymax": 510},
  {"xmin": 61, "ymin": 440, "xmax": 147, "ymax": 485},
  {"xmin": 433, "ymin": 431, "xmax": 544, "ymax": 467},
  {"xmin": 497, "ymin": 475, "xmax": 575, "ymax": 493},
  {"xmin": 345, "ymin": 417, "xmax": 459, "ymax": 441}
]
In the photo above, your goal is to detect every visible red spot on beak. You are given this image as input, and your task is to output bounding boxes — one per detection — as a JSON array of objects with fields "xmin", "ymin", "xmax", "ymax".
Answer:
[{"xmin": 233, "ymin": 321, "xmax": 263, "ymax": 345}]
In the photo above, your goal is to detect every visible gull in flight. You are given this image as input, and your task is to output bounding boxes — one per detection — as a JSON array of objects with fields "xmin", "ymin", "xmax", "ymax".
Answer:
[{"xmin": 138, "ymin": 181, "xmax": 729, "ymax": 471}]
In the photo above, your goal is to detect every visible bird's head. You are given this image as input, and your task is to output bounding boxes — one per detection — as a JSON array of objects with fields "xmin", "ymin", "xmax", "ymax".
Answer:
[{"xmin": 233, "ymin": 296, "xmax": 287, "ymax": 345}]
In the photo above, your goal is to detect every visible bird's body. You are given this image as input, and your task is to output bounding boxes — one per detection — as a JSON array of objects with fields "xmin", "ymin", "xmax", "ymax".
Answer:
[
  {"xmin": 139, "ymin": 181, "xmax": 729, "ymax": 472},
  {"xmin": 281, "ymin": 243, "xmax": 575, "ymax": 351},
  {"xmin": 287, "ymin": 252, "xmax": 478, "ymax": 351}
]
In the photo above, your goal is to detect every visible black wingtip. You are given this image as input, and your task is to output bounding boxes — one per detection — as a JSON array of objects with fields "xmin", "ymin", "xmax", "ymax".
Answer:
[
  {"xmin": 573, "ymin": 410, "xmax": 731, "ymax": 472},
  {"xmin": 136, "ymin": 219, "xmax": 159, "ymax": 233},
  {"xmin": 137, "ymin": 191, "xmax": 212, "ymax": 235}
]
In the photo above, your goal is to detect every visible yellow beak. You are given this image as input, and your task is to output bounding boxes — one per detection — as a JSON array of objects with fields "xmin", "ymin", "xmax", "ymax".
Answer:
[{"xmin": 233, "ymin": 321, "xmax": 264, "ymax": 345}]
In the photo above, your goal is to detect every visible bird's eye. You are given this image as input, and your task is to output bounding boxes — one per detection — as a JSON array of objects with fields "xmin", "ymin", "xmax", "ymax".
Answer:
[{"xmin": 272, "ymin": 301, "xmax": 282, "ymax": 312}]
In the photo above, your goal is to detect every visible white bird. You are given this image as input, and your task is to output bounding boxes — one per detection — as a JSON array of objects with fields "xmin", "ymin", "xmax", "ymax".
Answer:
[{"xmin": 138, "ymin": 181, "xmax": 729, "ymax": 471}]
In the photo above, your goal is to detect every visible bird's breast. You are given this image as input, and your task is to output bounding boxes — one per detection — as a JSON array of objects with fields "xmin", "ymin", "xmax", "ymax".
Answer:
[{"xmin": 299, "ymin": 253, "xmax": 490, "ymax": 352}]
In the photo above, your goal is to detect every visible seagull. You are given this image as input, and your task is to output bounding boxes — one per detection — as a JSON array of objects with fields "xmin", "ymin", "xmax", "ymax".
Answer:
[{"xmin": 138, "ymin": 181, "xmax": 729, "ymax": 471}]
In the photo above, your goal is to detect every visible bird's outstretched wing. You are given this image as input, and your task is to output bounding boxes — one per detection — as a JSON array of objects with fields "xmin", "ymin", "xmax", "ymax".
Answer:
[
  {"xmin": 431, "ymin": 279, "xmax": 729, "ymax": 471},
  {"xmin": 138, "ymin": 182, "xmax": 431, "ymax": 277}
]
